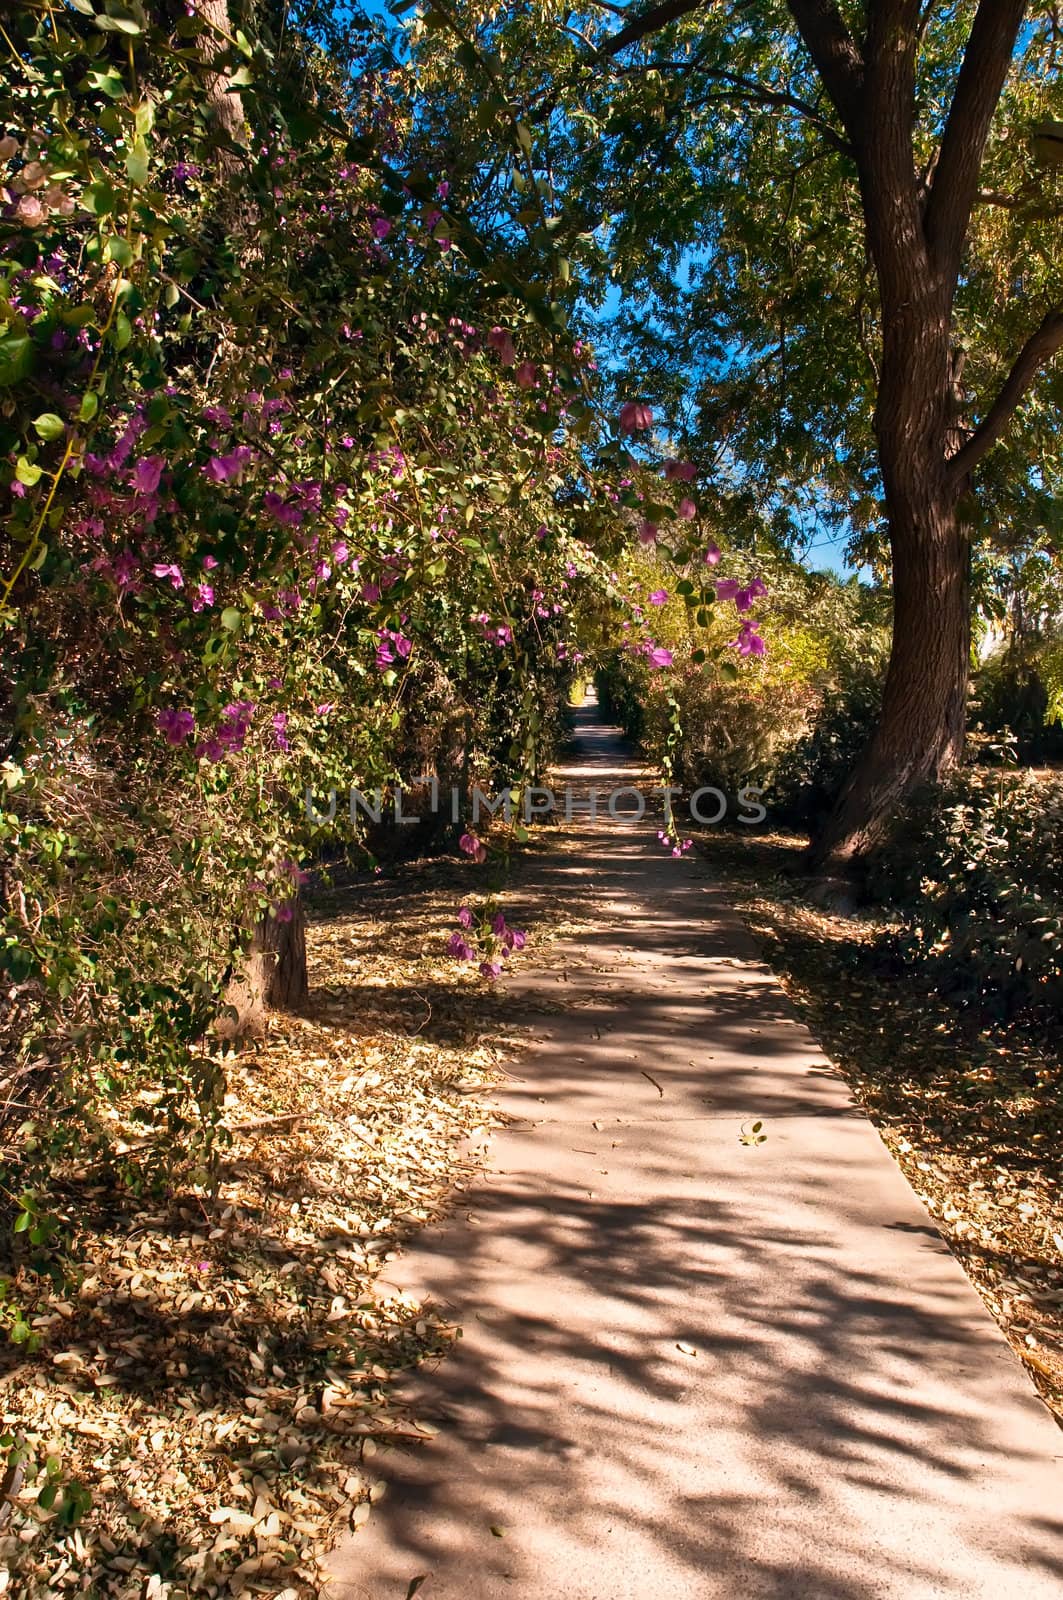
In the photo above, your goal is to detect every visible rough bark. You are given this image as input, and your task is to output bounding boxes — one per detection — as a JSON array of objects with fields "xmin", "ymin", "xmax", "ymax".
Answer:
[
  {"xmin": 788, "ymin": 0, "xmax": 1036, "ymax": 871},
  {"xmin": 193, "ymin": 0, "xmax": 248, "ymax": 168},
  {"xmin": 217, "ymin": 897, "xmax": 308, "ymax": 1041}
]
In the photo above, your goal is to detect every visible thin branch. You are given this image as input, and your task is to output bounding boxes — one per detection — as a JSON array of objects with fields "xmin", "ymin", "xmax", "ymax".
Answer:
[
  {"xmin": 948, "ymin": 307, "xmax": 1063, "ymax": 483},
  {"xmin": 924, "ymin": 0, "xmax": 1028, "ymax": 279},
  {"xmin": 682, "ymin": 69, "xmax": 851, "ymax": 154},
  {"xmin": 596, "ymin": 0, "xmax": 707, "ymax": 59}
]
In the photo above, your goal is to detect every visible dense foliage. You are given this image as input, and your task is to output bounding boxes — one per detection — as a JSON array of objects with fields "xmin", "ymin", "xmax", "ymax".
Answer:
[
  {"xmin": 868, "ymin": 770, "xmax": 1063, "ymax": 1034},
  {"xmin": 0, "ymin": 0, "xmax": 760, "ymax": 1269}
]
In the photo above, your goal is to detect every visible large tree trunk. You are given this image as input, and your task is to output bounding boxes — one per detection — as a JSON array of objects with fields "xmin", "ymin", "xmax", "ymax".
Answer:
[
  {"xmin": 809, "ymin": 487, "xmax": 970, "ymax": 867},
  {"xmin": 217, "ymin": 897, "xmax": 308, "ymax": 1041}
]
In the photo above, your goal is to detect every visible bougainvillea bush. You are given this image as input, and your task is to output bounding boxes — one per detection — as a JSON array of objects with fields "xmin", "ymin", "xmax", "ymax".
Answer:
[
  {"xmin": 0, "ymin": 0, "xmax": 755, "ymax": 1246},
  {"xmin": 0, "ymin": 0, "xmax": 591, "ymax": 1216}
]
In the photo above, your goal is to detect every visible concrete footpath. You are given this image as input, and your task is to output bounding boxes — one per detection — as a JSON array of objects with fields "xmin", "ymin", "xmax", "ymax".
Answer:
[{"xmin": 326, "ymin": 701, "xmax": 1063, "ymax": 1600}]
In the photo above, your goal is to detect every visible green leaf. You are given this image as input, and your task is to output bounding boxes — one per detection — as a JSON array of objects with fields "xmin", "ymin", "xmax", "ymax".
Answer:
[
  {"xmin": 0, "ymin": 334, "xmax": 35, "ymax": 388},
  {"xmin": 125, "ymin": 138, "xmax": 150, "ymax": 187},
  {"xmin": 83, "ymin": 180, "xmax": 117, "ymax": 217},
  {"xmin": 220, "ymin": 607, "xmax": 242, "ymax": 632},
  {"xmin": 95, "ymin": 6, "xmax": 141, "ymax": 33},
  {"xmin": 32, "ymin": 413, "xmax": 65, "ymax": 442},
  {"xmin": 15, "ymin": 457, "xmax": 43, "ymax": 488},
  {"xmin": 78, "ymin": 392, "xmax": 99, "ymax": 423},
  {"xmin": 87, "ymin": 68, "xmax": 127, "ymax": 98},
  {"xmin": 104, "ymin": 236, "xmax": 134, "ymax": 267}
]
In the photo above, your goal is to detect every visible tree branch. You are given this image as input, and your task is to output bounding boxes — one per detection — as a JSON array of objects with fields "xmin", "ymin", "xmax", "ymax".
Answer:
[
  {"xmin": 948, "ymin": 308, "xmax": 1063, "ymax": 483},
  {"xmin": 924, "ymin": 0, "xmax": 1028, "ymax": 280},
  {"xmin": 784, "ymin": 0, "xmax": 864, "ymax": 139},
  {"xmin": 596, "ymin": 0, "xmax": 708, "ymax": 58},
  {"xmin": 683, "ymin": 68, "xmax": 851, "ymax": 154}
]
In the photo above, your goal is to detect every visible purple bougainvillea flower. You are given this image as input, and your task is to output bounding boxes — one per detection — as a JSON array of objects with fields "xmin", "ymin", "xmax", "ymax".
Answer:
[
  {"xmin": 459, "ymin": 830, "xmax": 487, "ymax": 863},
  {"xmin": 272, "ymin": 711, "xmax": 290, "ymax": 751},
  {"xmin": 648, "ymin": 646, "xmax": 673, "ymax": 668},
  {"xmin": 479, "ymin": 960, "xmax": 502, "ymax": 980},
  {"xmin": 734, "ymin": 578, "xmax": 768, "ymax": 614},
  {"xmin": 204, "ymin": 446, "xmax": 252, "ymax": 483},
  {"xmin": 191, "ymin": 582, "xmax": 214, "ymax": 612},
  {"xmin": 487, "ymin": 326, "xmax": 516, "ymax": 366},
  {"xmin": 637, "ymin": 521, "xmax": 658, "ymax": 546},
  {"xmin": 663, "ymin": 459, "xmax": 697, "ymax": 482},
  {"xmin": 457, "ymin": 905, "xmax": 474, "ymax": 929},
  {"xmin": 132, "ymin": 455, "xmax": 165, "ymax": 495},
  {"xmin": 156, "ymin": 707, "xmax": 194, "ymax": 745},
  {"xmin": 515, "ymin": 360, "xmax": 537, "ymax": 389},
  {"xmin": 619, "ymin": 401, "xmax": 653, "ymax": 433},
  {"xmin": 649, "ymin": 588, "xmax": 669, "ymax": 606},
  {"xmin": 677, "ymin": 497, "xmax": 697, "ymax": 520},
  {"xmin": 371, "ymin": 216, "xmax": 392, "ymax": 240},
  {"xmin": 152, "ymin": 562, "xmax": 184, "ymax": 589},
  {"xmin": 734, "ymin": 618, "xmax": 767, "ymax": 657},
  {"xmin": 446, "ymin": 932, "xmax": 475, "ymax": 961},
  {"xmin": 715, "ymin": 577, "xmax": 741, "ymax": 603},
  {"xmin": 703, "ymin": 542, "xmax": 721, "ymax": 566}
]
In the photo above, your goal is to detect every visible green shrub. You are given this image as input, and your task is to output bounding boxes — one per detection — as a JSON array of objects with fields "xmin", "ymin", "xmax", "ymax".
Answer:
[{"xmin": 868, "ymin": 769, "xmax": 1063, "ymax": 1030}]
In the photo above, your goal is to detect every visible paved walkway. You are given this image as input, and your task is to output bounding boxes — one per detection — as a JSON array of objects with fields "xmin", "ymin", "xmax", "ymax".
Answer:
[{"xmin": 327, "ymin": 699, "xmax": 1063, "ymax": 1600}]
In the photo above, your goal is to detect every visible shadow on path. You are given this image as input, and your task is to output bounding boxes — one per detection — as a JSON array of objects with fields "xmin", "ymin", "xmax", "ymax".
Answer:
[{"xmin": 326, "ymin": 693, "xmax": 1063, "ymax": 1600}]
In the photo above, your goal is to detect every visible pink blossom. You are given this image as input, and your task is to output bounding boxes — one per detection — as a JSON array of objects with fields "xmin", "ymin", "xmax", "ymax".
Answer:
[
  {"xmin": 648, "ymin": 588, "xmax": 669, "ymax": 606},
  {"xmin": 132, "ymin": 456, "xmax": 165, "ymax": 495},
  {"xmin": 156, "ymin": 707, "xmax": 194, "ymax": 745},
  {"xmin": 479, "ymin": 960, "xmax": 502, "ymax": 980},
  {"xmin": 734, "ymin": 618, "xmax": 767, "ymax": 657},
  {"xmin": 735, "ymin": 578, "xmax": 768, "ymax": 613},
  {"xmin": 191, "ymin": 582, "xmax": 214, "ymax": 611},
  {"xmin": 663, "ymin": 459, "xmax": 697, "ymax": 482},
  {"xmin": 637, "ymin": 521, "xmax": 658, "ymax": 545},
  {"xmin": 703, "ymin": 542, "xmax": 721, "ymax": 566},
  {"xmin": 332, "ymin": 540, "xmax": 349, "ymax": 563},
  {"xmin": 152, "ymin": 562, "xmax": 184, "ymax": 589},
  {"xmin": 677, "ymin": 497, "xmax": 697, "ymax": 520},
  {"xmin": 272, "ymin": 712, "xmax": 290, "ymax": 751},
  {"xmin": 715, "ymin": 578, "xmax": 741, "ymax": 603},
  {"xmin": 487, "ymin": 326, "xmax": 516, "ymax": 367},
  {"xmin": 371, "ymin": 216, "xmax": 392, "ymax": 240},
  {"xmin": 648, "ymin": 646, "xmax": 673, "ymax": 668},
  {"xmin": 457, "ymin": 905, "xmax": 474, "ymax": 929},
  {"xmin": 515, "ymin": 360, "xmax": 537, "ymax": 389},
  {"xmin": 202, "ymin": 554, "xmax": 219, "ymax": 570},
  {"xmin": 446, "ymin": 932, "xmax": 476, "ymax": 961},
  {"xmin": 205, "ymin": 446, "xmax": 252, "ymax": 483},
  {"xmin": 619, "ymin": 401, "xmax": 653, "ymax": 434},
  {"xmin": 459, "ymin": 831, "xmax": 487, "ymax": 864}
]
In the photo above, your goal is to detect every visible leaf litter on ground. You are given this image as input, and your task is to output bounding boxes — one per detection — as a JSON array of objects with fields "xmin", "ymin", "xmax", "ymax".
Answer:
[{"xmin": 0, "ymin": 837, "xmax": 598, "ymax": 1598}]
